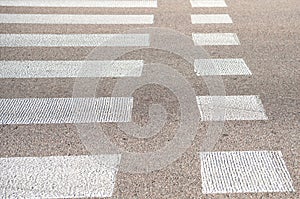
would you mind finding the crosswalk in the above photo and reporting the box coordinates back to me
[200,151,294,194]
[190,0,294,195]
[191,14,233,24]
[0,0,158,8]
[196,95,268,121]
[190,0,227,8]
[0,154,121,198]
[194,59,252,76]
[0,0,296,198]
[0,97,133,124]
[0,0,152,198]
[0,34,150,47]
[0,60,144,78]
[192,33,240,45]
[0,14,154,24]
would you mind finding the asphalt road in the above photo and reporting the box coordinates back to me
[0,0,299,198]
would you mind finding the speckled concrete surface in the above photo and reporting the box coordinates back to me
[0,0,299,198]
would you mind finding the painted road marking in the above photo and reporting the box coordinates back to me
[191,14,232,24]
[196,95,268,121]
[192,33,240,46]
[0,34,150,47]
[0,97,133,124]
[194,59,252,76]
[0,14,154,24]
[190,0,227,7]
[0,154,121,198]
[200,151,295,194]
[0,60,143,78]
[0,0,157,8]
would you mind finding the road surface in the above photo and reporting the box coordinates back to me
[0,0,299,198]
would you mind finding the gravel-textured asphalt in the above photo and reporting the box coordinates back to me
[0,0,299,198]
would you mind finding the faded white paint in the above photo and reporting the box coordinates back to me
[0,97,133,124]
[0,60,143,78]
[191,14,232,24]
[0,34,150,47]
[0,14,154,24]
[0,0,157,7]
[194,59,252,76]
[196,95,268,121]
[200,151,295,194]
[193,33,240,46]
[190,0,227,7]
[0,154,121,198]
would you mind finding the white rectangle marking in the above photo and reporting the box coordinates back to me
[194,59,252,76]
[193,33,240,46]
[0,14,154,24]
[190,0,227,7]
[0,154,121,198]
[200,151,295,194]
[0,60,143,78]
[0,34,150,47]
[0,97,133,124]
[191,14,232,24]
[196,95,268,121]
[0,0,157,7]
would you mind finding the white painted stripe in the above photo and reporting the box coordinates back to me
[0,154,121,198]
[194,59,252,76]
[0,0,157,8]
[196,95,268,121]
[191,14,232,24]
[0,14,154,24]
[0,60,143,78]
[190,0,227,7]
[0,34,150,47]
[200,151,295,194]
[193,33,240,46]
[0,97,133,124]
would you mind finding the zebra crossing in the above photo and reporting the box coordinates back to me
[194,59,252,76]
[191,14,233,24]
[0,0,296,198]
[0,60,144,78]
[192,33,240,45]
[0,154,121,198]
[190,0,227,8]
[0,0,158,8]
[0,34,150,47]
[0,14,154,24]
[196,95,268,121]
[190,0,294,194]
[0,97,133,124]
[200,151,294,194]
[0,0,155,198]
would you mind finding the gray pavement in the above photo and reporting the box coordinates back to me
[0,0,299,198]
